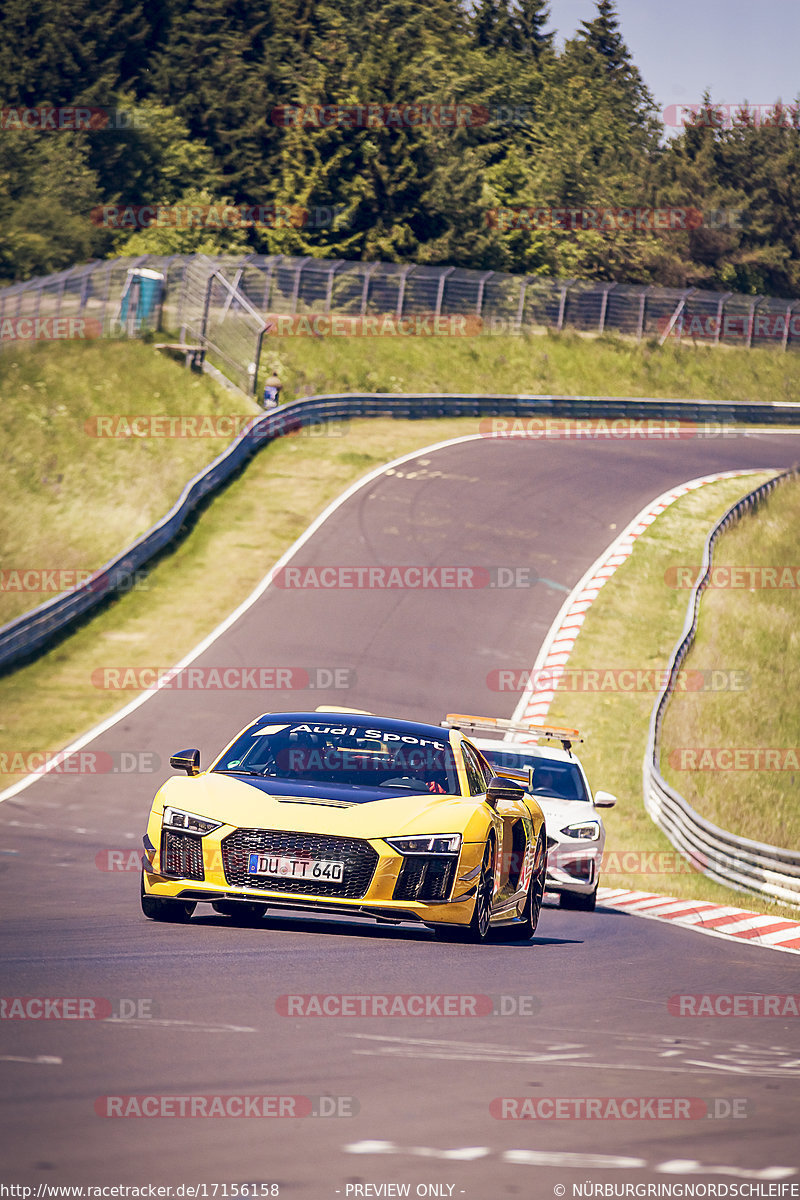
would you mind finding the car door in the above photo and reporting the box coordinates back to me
[463,741,533,912]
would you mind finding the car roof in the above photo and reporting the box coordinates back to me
[469,735,579,765]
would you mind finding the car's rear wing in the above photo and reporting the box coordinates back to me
[442,713,583,753]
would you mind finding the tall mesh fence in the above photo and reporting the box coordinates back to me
[3,255,800,393]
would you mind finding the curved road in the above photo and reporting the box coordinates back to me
[2,431,799,1196]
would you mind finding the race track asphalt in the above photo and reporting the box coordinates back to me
[2,429,798,1196]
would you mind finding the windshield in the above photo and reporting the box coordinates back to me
[482,748,589,803]
[212,719,460,794]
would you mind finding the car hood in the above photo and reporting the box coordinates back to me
[155,773,483,839]
[535,796,603,838]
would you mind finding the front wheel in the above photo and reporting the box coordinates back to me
[517,831,547,938]
[432,838,495,944]
[140,872,196,923]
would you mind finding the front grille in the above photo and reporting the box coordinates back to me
[221,828,379,899]
[393,855,457,902]
[161,830,204,880]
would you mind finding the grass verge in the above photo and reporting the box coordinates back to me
[545,470,800,918]
[0,339,259,624]
[260,327,800,406]
[5,332,800,628]
[0,419,474,794]
[660,474,800,851]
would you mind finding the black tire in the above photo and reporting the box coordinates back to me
[465,838,495,943]
[140,873,196,922]
[492,831,546,942]
[432,838,495,944]
[212,900,268,924]
[559,885,597,912]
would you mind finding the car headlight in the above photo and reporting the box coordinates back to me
[163,806,222,835]
[385,834,462,855]
[560,820,601,841]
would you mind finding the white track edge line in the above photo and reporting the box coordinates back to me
[0,433,485,804]
[509,469,771,727]
[510,467,800,952]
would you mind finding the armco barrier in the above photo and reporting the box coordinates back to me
[644,468,800,909]
[3,391,800,675]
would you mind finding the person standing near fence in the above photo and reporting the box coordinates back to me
[262,371,282,409]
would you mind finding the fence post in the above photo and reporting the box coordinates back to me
[556,282,569,331]
[260,257,276,311]
[598,282,617,333]
[201,273,215,345]
[636,287,649,341]
[516,278,528,328]
[396,265,413,319]
[291,257,312,314]
[435,266,455,318]
[360,262,378,316]
[714,292,732,344]
[746,296,761,348]
[658,288,693,346]
[475,270,494,318]
[325,261,344,313]
[781,303,793,351]
[220,267,244,320]
[253,325,267,396]
[79,268,91,317]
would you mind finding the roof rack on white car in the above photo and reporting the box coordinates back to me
[442,713,583,753]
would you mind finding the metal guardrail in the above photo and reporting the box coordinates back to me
[644,468,800,909]
[3,390,800,675]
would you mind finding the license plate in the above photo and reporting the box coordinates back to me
[248,853,345,883]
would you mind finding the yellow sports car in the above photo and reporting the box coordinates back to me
[140,710,547,943]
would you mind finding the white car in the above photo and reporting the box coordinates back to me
[442,715,616,911]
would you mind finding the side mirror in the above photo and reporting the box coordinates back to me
[594,789,616,808]
[486,775,525,809]
[170,748,200,776]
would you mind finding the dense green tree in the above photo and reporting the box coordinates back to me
[147,0,279,202]
[259,0,500,266]
[653,97,800,296]
[512,0,554,58]
[472,0,552,57]
[713,102,800,296]
[0,133,108,284]
[576,0,657,133]
[652,96,750,290]
[473,0,517,52]
[0,0,154,106]
[482,29,662,280]
[85,98,223,214]
[0,0,797,296]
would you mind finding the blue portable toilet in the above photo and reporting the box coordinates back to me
[118,268,165,334]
